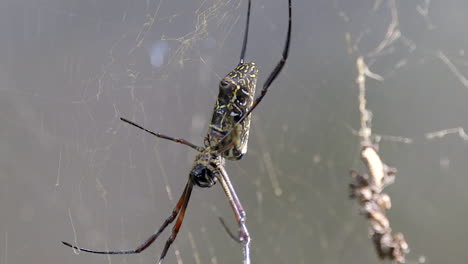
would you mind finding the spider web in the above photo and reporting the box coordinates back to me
[0,0,467,264]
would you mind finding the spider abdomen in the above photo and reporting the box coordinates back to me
[205,62,258,160]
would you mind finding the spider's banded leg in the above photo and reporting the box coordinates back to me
[62,182,193,255]
[120,118,203,152]
[215,165,251,264]
[157,183,193,264]
[239,0,251,64]
[219,0,292,145]
[219,217,241,242]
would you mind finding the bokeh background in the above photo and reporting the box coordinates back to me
[1,0,467,263]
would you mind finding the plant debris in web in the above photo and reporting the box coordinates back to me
[350,146,409,263]
[349,57,410,263]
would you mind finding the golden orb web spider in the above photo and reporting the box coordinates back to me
[62,0,291,263]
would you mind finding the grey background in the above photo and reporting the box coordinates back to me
[1,0,467,263]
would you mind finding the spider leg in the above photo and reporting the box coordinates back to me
[215,165,251,264]
[157,183,193,264]
[219,216,241,242]
[239,0,251,64]
[62,181,193,255]
[219,0,292,145]
[121,118,203,152]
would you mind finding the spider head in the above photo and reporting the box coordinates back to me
[190,164,216,188]
[190,153,220,188]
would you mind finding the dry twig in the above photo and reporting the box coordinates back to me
[349,57,409,263]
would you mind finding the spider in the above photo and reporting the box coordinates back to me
[62,0,291,263]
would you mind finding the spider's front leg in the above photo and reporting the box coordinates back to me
[215,164,251,264]
[238,222,250,244]
[219,208,250,244]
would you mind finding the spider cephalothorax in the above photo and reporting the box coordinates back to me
[190,152,223,188]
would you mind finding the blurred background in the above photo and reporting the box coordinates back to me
[1,0,467,263]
